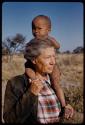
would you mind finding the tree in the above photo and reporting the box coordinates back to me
[2,33,26,61]
[12,33,26,53]
[63,50,71,54]
[73,46,83,53]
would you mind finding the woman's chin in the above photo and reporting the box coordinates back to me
[47,69,53,74]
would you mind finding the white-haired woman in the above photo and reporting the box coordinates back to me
[3,39,73,124]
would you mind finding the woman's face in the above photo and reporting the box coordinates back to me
[33,47,56,75]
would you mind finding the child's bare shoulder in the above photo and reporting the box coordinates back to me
[48,36,60,49]
[48,36,58,43]
[25,38,39,48]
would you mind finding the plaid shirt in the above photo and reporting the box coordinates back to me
[37,75,61,124]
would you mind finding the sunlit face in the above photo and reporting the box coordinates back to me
[33,47,56,75]
[32,18,51,39]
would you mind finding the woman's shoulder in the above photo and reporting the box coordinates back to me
[7,74,29,89]
[6,74,30,96]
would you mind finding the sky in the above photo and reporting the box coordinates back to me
[2,2,83,52]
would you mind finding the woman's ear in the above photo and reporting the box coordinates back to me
[32,59,36,64]
[32,58,39,65]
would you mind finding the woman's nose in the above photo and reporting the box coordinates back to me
[50,57,56,65]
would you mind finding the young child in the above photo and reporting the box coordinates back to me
[25,15,74,119]
[25,15,61,83]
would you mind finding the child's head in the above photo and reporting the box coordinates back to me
[32,15,51,39]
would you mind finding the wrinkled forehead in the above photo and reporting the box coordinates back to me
[39,47,56,56]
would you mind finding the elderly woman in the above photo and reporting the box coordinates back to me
[3,39,73,124]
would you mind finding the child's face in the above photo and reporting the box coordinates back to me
[32,18,51,39]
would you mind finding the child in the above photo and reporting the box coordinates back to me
[25,15,61,82]
[25,15,73,119]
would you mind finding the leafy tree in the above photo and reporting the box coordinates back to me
[73,46,83,53]
[63,50,71,54]
[12,33,26,53]
[2,33,26,61]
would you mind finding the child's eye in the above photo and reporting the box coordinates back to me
[38,28,42,30]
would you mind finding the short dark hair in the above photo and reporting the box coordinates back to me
[24,38,54,61]
[32,15,51,29]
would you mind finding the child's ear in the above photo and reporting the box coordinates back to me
[48,28,51,32]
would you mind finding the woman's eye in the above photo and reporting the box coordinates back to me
[46,56,50,59]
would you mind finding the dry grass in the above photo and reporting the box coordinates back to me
[2,54,25,81]
[56,53,83,85]
[2,53,84,123]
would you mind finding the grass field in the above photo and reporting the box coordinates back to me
[2,53,84,123]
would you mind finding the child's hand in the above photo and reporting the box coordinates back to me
[64,104,74,119]
[29,74,44,83]
[30,78,43,95]
[30,75,45,95]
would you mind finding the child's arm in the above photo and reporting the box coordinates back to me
[51,65,66,107]
[49,36,60,49]
[54,83,66,107]
[51,65,74,118]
